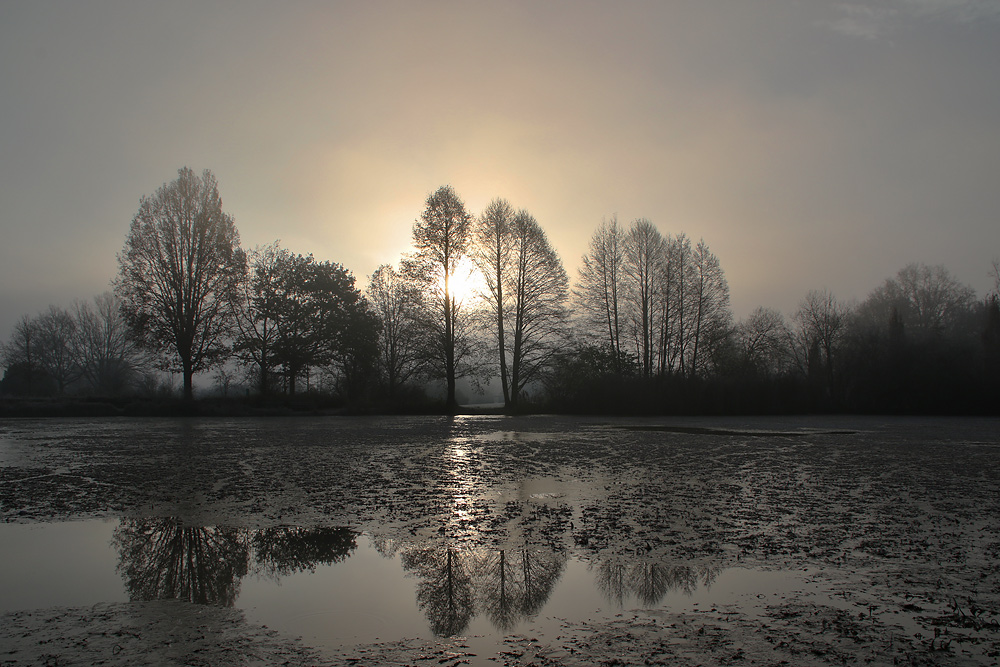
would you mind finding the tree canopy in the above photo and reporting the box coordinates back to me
[115,167,244,400]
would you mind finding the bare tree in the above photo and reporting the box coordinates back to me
[366,263,424,398]
[232,242,291,395]
[505,210,569,408]
[860,263,975,336]
[574,216,626,372]
[622,219,666,378]
[33,306,80,393]
[793,289,847,393]
[115,167,244,399]
[578,224,731,381]
[471,198,516,405]
[686,239,731,377]
[1,314,44,394]
[73,292,146,394]
[734,306,792,377]
[407,185,476,411]
[660,233,693,376]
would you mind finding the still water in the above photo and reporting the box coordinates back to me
[0,518,801,652]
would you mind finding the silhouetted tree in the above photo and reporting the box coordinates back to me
[331,299,381,401]
[32,306,80,393]
[73,292,146,394]
[984,295,1000,385]
[406,185,477,411]
[504,210,570,408]
[263,253,368,395]
[683,239,731,377]
[1,315,42,395]
[232,242,289,395]
[115,167,244,400]
[859,263,975,338]
[366,263,425,398]
[472,198,516,406]
[575,217,626,372]
[659,233,693,375]
[794,289,847,399]
[733,306,792,378]
[836,264,986,412]
[270,252,323,393]
[623,219,666,378]
[652,234,676,375]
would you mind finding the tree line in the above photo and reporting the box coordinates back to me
[3,167,999,414]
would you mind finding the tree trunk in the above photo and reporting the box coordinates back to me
[496,288,510,408]
[182,362,194,400]
[444,290,458,412]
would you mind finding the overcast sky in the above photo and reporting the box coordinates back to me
[2,0,999,340]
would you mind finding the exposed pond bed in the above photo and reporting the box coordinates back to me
[2,415,1000,665]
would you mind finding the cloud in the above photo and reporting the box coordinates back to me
[902,0,1000,22]
[826,4,899,39]
[824,0,1000,40]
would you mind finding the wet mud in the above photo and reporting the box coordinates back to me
[2,415,1000,665]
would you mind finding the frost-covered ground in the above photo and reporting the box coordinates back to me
[2,415,1000,666]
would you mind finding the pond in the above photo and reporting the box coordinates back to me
[2,415,1000,665]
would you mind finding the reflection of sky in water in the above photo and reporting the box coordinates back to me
[0,520,807,652]
[0,521,126,608]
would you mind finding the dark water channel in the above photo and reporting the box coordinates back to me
[3,415,1000,662]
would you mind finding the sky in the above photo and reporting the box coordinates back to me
[2,0,999,341]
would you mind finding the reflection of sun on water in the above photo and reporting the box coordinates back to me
[446,440,475,528]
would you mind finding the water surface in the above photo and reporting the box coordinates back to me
[3,415,1000,662]
[0,518,807,652]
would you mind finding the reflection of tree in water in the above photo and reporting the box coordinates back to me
[398,541,567,636]
[401,545,476,636]
[369,533,403,558]
[252,526,357,577]
[595,557,719,607]
[477,549,566,631]
[113,518,250,606]
[114,519,358,607]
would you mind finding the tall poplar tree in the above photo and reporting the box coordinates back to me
[506,210,569,408]
[574,217,626,372]
[408,185,474,411]
[472,198,515,405]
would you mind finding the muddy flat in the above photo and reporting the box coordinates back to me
[2,415,999,665]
